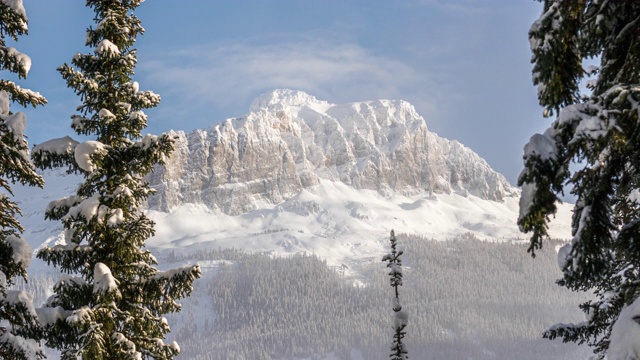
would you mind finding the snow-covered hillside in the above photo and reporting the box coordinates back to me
[147,179,571,268]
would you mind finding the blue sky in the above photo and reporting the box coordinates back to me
[15,1,547,185]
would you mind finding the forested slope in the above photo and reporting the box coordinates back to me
[156,235,591,359]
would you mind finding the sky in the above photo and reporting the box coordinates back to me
[13,0,549,186]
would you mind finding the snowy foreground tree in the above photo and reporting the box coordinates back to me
[31,1,200,359]
[519,1,640,358]
[382,230,408,360]
[0,0,47,359]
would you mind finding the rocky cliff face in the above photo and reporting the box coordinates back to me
[147,89,516,215]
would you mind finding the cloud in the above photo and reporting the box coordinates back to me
[404,0,497,14]
[139,38,443,127]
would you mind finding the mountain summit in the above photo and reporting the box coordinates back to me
[148,89,516,215]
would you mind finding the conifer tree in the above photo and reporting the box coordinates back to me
[382,230,408,360]
[0,0,47,359]
[520,1,640,357]
[31,1,200,359]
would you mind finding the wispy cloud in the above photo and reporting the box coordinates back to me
[139,38,446,129]
[403,0,496,14]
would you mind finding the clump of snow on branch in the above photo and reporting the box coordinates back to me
[529,2,561,52]
[153,265,201,281]
[523,131,557,162]
[3,111,27,140]
[33,136,79,156]
[556,243,572,271]
[518,182,537,227]
[74,140,106,172]
[573,203,591,247]
[0,332,40,359]
[0,0,27,21]
[98,108,115,122]
[5,234,31,268]
[67,194,101,221]
[93,263,119,294]
[6,46,31,75]
[3,290,37,317]
[133,90,160,107]
[136,134,158,150]
[570,115,609,143]
[66,306,92,324]
[0,110,30,163]
[0,91,30,153]
[46,194,82,214]
[95,39,119,57]
[128,110,147,122]
[0,91,10,114]
[608,297,640,360]
[111,332,141,359]
[36,306,69,326]
[65,194,124,226]
[105,208,124,226]
[2,290,41,356]
[394,309,409,329]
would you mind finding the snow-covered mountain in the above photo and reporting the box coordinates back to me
[147,89,516,215]
[14,89,571,269]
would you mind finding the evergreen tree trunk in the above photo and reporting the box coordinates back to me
[31,1,200,359]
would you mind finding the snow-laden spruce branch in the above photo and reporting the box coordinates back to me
[31,1,200,359]
[0,0,48,358]
[521,1,640,358]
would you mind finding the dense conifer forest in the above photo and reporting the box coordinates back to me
[16,235,591,359]
[159,235,589,359]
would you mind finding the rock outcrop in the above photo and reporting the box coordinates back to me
[147,89,516,215]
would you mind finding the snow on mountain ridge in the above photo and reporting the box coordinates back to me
[249,88,331,113]
[10,90,571,271]
[148,89,516,215]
